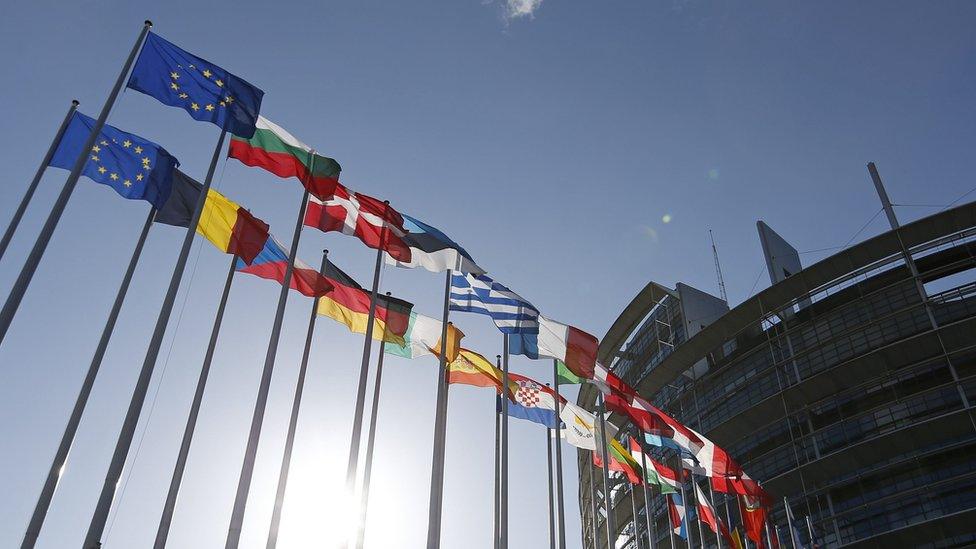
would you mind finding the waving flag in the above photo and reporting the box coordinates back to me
[592,437,642,484]
[669,492,695,540]
[449,273,539,334]
[740,494,768,546]
[507,372,559,428]
[508,316,598,379]
[50,112,178,209]
[385,214,484,274]
[447,348,511,394]
[694,481,731,541]
[228,116,342,198]
[155,171,269,264]
[628,437,678,494]
[316,259,413,345]
[385,312,463,361]
[235,236,332,297]
[128,32,264,138]
[559,400,603,451]
[304,185,411,262]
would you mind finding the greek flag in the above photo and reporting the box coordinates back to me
[449,273,539,334]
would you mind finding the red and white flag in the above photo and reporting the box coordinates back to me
[694,481,731,541]
[304,183,412,262]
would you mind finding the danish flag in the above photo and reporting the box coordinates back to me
[304,183,412,261]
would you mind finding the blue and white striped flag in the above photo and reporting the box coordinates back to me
[449,273,539,334]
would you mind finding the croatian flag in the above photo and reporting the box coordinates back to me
[508,316,598,379]
[449,273,539,334]
[506,372,559,428]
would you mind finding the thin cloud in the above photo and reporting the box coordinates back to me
[505,0,544,20]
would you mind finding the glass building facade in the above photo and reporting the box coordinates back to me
[576,201,976,548]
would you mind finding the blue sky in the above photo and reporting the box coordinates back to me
[1,1,975,548]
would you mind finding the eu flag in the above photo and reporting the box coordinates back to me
[127,32,264,138]
[49,112,179,209]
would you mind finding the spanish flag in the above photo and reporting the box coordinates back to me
[317,259,413,346]
[447,348,516,397]
[155,170,269,264]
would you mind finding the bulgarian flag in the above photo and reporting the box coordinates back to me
[235,236,333,297]
[228,116,342,198]
[508,316,598,379]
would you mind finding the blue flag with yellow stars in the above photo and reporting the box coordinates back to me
[49,112,179,209]
[127,32,264,138]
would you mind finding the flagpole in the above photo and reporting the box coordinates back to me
[155,252,239,548]
[764,520,773,549]
[500,335,511,549]
[596,393,614,549]
[665,493,676,549]
[265,250,330,549]
[784,497,797,549]
[494,390,502,549]
[0,99,79,264]
[354,291,391,549]
[805,515,815,547]
[225,187,310,549]
[690,480,705,549]
[0,21,151,345]
[677,460,693,549]
[588,462,599,549]
[708,483,722,549]
[629,482,639,549]
[546,410,556,549]
[723,494,734,549]
[424,269,453,548]
[85,125,227,549]
[551,360,566,549]
[20,206,153,549]
[345,203,391,541]
[637,433,656,549]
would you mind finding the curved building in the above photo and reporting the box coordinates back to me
[577,200,976,548]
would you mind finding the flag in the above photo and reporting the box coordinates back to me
[591,437,642,484]
[385,312,463,361]
[449,273,539,334]
[740,495,768,547]
[154,171,269,264]
[304,186,412,262]
[558,400,601,450]
[556,360,584,385]
[628,437,678,494]
[447,348,511,394]
[507,372,559,428]
[668,493,695,540]
[228,116,342,198]
[49,112,178,209]
[316,259,413,345]
[384,213,484,275]
[235,236,333,297]
[644,431,684,452]
[127,32,263,138]
[694,481,731,541]
[591,361,635,396]
[508,316,598,379]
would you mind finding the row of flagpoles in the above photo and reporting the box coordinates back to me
[0,19,796,549]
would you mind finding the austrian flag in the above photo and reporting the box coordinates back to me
[304,185,412,262]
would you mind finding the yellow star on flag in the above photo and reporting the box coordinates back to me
[202,69,212,78]
[142,157,150,164]
[100,140,109,146]
[191,103,200,111]
[143,164,152,171]
[110,173,119,181]
[215,79,224,87]
[136,173,144,181]
[134,146,143,154]
[123,140,132,148]
[225,96,234,104]
[219,101,226,107]
[91,155,99,162]
[179,93,189,99]
[97,166,107,174]
[91,145,101,153]
[124,179,132,187]
[205,104,214,111]
[171,82,179,91]
[171,72,179,79]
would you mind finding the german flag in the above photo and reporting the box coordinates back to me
[318,260,412,345]
[155,170,269,264]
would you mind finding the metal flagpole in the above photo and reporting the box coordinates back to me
[494,390,502,549]
[805,515,815,548]
[0,20,151,345]
[155,252,239,548]
[345,204,391,539]
[85,125,227,549]
[677,465,693,549]
[499,335,511,549]
[596,393,615,549]
[266,250,330,549]
[637,433,656,549]
[708,483,722,549]
[629,483,640,549]
[20,206,153,549]
[764,520,773,549]
[0,100,79,264]
[354,292,392,549]
[546,406,556,549]
[723,494,734,549]
[784,497,797,549]
[225,187,310,549]
[424,270,453,548]
[690,479,705,549]
[588,462,599,549]
[551,360,566,549]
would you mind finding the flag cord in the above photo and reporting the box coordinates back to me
[103,155,230,542]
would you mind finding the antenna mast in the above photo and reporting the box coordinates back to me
[710,229,729,303]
